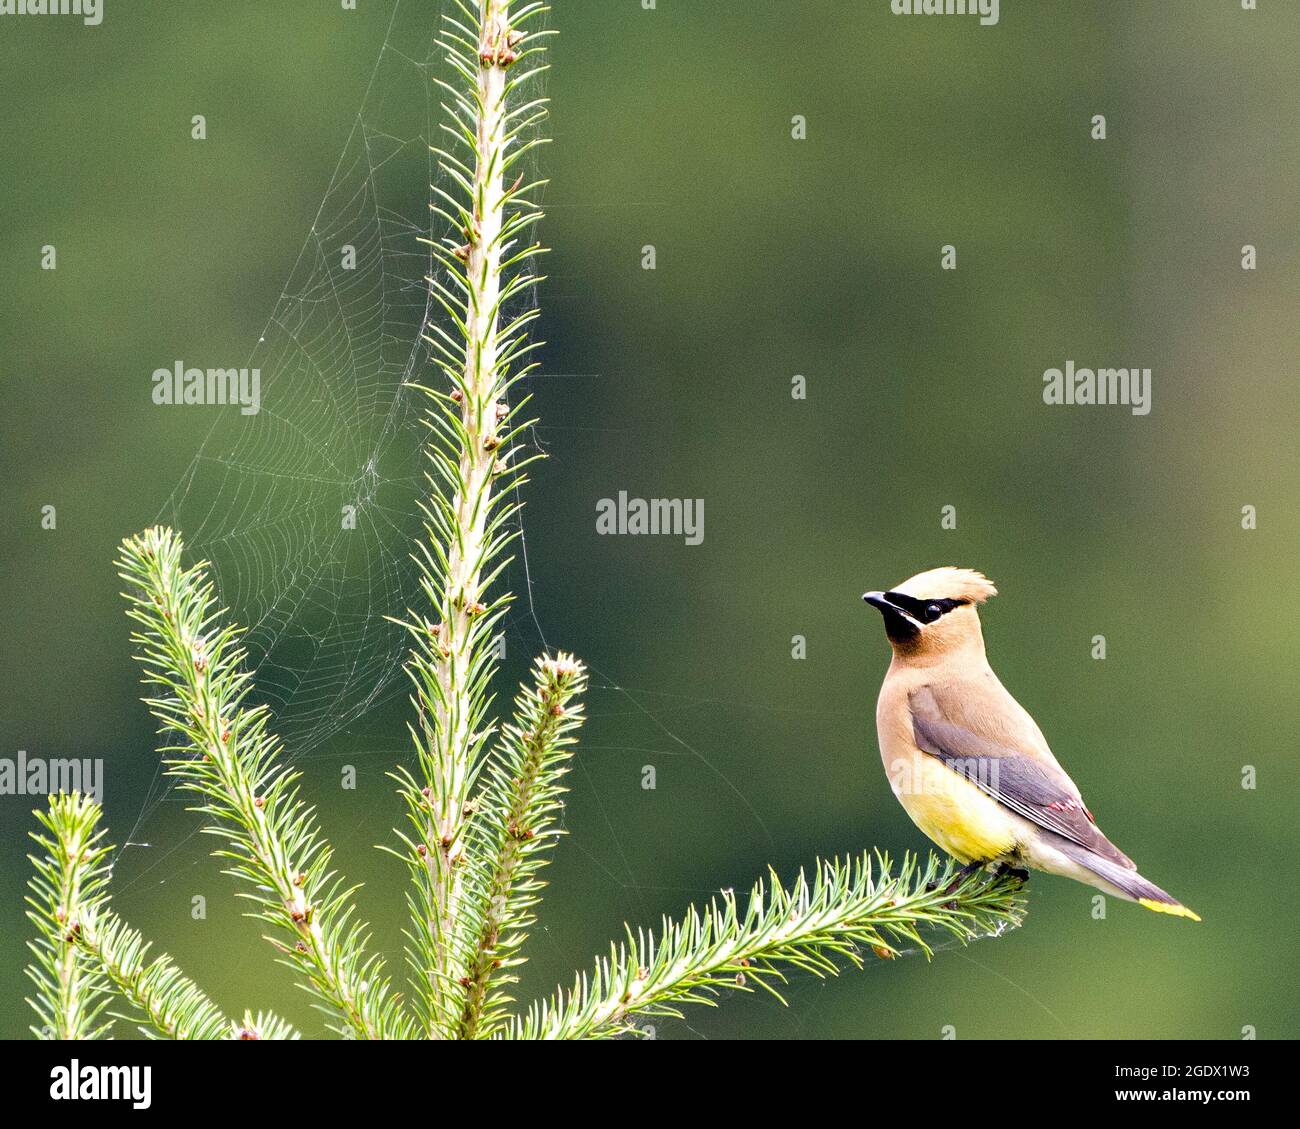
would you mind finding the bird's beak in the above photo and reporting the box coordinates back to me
[862,590,924,634]
[862,591,900,614]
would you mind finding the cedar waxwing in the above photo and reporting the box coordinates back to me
[863,567,1199,920]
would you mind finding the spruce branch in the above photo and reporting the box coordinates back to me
[116,527,406,1040]
[24,792,113,1040]
[507,853,1026,1040]
[77,910,242,1041]
[455,654,587,1039]
[228,1011,302,1041]
[77,908,304,1040]
[28,792,301,1040]
[29,785,300,1040]
[395,0,553,1036]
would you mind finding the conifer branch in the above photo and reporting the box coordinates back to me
[76,906,233,1040]
[455,654,587,1039]
[116,527,406,1040]
[228,1011,302,1041]
[27,793,301,1040]
[29,793,301,1040]
[79,910,303,1040]
[24,792,112,1040]
[507,854,1026,1040]
[396,0,553,1036]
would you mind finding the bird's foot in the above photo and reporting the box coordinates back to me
[938,861,988,895]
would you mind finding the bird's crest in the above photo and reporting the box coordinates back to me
[892,567,997,605]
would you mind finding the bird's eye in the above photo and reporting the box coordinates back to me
[926,603,942,622]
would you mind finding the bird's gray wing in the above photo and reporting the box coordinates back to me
[909,684,1134,869]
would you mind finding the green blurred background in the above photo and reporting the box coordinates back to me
[1,0,1297,1040]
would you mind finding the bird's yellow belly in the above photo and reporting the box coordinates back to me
[889,755,1020,864]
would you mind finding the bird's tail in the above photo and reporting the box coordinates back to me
[1056,841,1201,921]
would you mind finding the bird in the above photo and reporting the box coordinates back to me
[862,566,1199,921]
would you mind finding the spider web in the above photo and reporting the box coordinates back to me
[118,1,450,846]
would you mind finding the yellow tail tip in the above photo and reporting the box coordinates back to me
[1138,898,1201,922]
